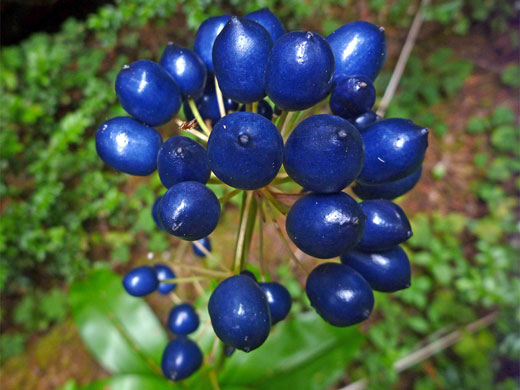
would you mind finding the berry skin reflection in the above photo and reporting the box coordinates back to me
[95,6,429,383]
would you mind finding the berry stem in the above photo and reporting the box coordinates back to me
[208,175,225,185]
[276,110,288,130]
[214,75,227,118]
[259,188,290,215]
[252,101,258,114]
[191,241,233,274]
[283,110,303,139]
[233,191,254,274]
[161,276,212,283]
[255,193,266,282]
[218,188,242,204]
[246,103,253,112]
[172,263,230,277]
[280,111,294,138]
[169,292,183,304]
[188,98,212,136]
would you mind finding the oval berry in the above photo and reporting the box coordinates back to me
[161,337,203,381]
[167,303,200,335]
[122,266,158,297]
[259,282,292,325]
[352,166,422,200]
[154,264,177,295]
[245,7,285,42]
[329,75,376,120]
[352,110,381,131]
[194,15,232,73]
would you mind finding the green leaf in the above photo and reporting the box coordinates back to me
[69,268,168,375]
[501,64,520,88]
[78,375,176,390]
[492,106,515,126]
[219,312,363,390]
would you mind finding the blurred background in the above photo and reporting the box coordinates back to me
[0,0,518,389]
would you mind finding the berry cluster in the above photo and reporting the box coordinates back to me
[95,7,428,382]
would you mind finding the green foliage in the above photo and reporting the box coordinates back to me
[0,333,26,364]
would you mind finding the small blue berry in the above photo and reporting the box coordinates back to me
[157,136,210,188]
[306,262,374,327]
[341,246,411,292]
[194,15,232,73]
[239,100,273,121]
[96,117,162,176]
[122,266,159,297]
[152,196,164,230]
[352,166,422,200]
[115,60,181,126]
[240,270,258,282]
[245,7,285,42]
[192,237,212,257]
[154,264,177,295]
[259,282,292,325]
[167,303,200,335]
[161,337,203,381]
[351,110,381,130]
[329,75,376,120]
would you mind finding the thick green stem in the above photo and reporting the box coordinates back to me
[188,98,212,136]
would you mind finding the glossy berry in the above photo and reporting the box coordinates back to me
[286,192,365,259]
[207,112,283,190]
[213,17,273,103]
[152,196,164,230]
[265,31,334,111]
[96,117,162,176]
[341,246,411,292]
[245,7,285,42]
[240,270,258,282]
[357,200,412,252]
[167,303,200,335]
[358,118,428,185]
[352,110,381,130]
[192,237,212,257]
[194,15,231,73]
[259,282,292,325]
[158,181,220,240]
[353,166,422,200]
[306,262,374,327]
[122,266,158,297]
[329,75,376,120]
[208,275,271,352]
[160,43,207,99]
[327,21,386,83]
[115,60,181,126]
[154,264,177,295]
[157,136,210,188]
[161,337,203,381]
[284,114,364,193]
[183,77,238,123]
[239,100,273,121]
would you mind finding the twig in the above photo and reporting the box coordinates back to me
[191,240,233,274]
[214,75,226,118]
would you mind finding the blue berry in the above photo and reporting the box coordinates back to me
[122,266,159,297]
[286,192,365,259]
[265,31,334,111]
[353,166,422,200]
[154,264,177,295]
[161,337,203,381]
[239,100,273,121]
[341,246,411,292]
[358,118,428,185]
[327,21,386,83]
[192,237,212,257]
[152,196,164,230]
[284,114,364,193]
[213,17,273,103]
[194,15,232,73]
[167,303,200,335]
[245,7,285,43]
[259,282,292,325]
[329,75,376,120]
[240,270,258,282]
[207,112,283,190]
[357,200,412,252]
[352,110,381,130]
[208,275,271,352]
[306,262,374,327]
[157,136,210,188]
[158,181,220,240]
[160,43,207,99]
[115,60,181,126]
[96,117,162,176]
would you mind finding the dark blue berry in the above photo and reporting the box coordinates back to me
[213,17,273,103]
[357,200,412,252]
[329,75,376,120]
[327,21,386,83]
[208,275,271,352]
[286,192,365,259]
[352,166,422,200]
[157,136,210,188]
[224,344,236,357]
[167,303,200,335]
[341,246,411,292]
[284,114,364,193]
[192,237,212,257]
[245,7,285,43]
[158,181,220,240]
[305,262,374,327]
[122,266,158,297]
[115,60,181,126]
[265,31,334,111]
[194,15,232,73]
[96,117,162,176]
[154,264,177,295]
[358,118,428,185]
[152,196,164,230]
[239,100,273,121]
[259,282,292,325]
[160,43,207,99]
[207,112,283,190]
[161,337,203,381]
[240,270,258,282]
[352,110,381,130]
